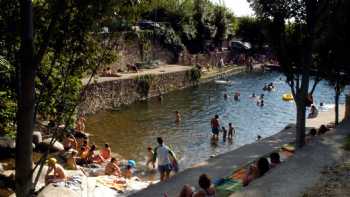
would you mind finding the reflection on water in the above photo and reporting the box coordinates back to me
[86,72,343,173]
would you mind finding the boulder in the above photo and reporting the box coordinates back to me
[33,131,43,145]
[37,184,80,197]
[36,138,64,153]
[0,137,15,149]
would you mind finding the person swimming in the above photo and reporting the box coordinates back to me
[257,135,262,141]
[175,111,181,123]
[234,92,240,101]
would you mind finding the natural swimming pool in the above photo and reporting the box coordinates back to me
[86,71,344,174]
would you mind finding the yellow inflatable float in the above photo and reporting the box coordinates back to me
[282,93,293,101]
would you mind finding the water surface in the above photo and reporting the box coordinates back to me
[86,72,343,172]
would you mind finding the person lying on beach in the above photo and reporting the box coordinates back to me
[105,157,121,176]
[100,143,111,161]
[318,125,329,135]
[243,157,270,186]
[269,152,281,168]
[178,174,216,197]
[305,128,317,143]
[45,158,67,185]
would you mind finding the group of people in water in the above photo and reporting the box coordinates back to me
[210,115,236,142]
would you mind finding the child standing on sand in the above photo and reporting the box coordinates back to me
[146,146,155,168]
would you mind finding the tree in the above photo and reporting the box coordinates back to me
[16,1,35,196]
[213,5,228,48]
[317,0,350,125]
[235,17,268,49]
[1,0,118,196]
[248,0,331,147]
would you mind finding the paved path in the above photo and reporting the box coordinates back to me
[232,116,349,197]
[131,105,344,197]
[82,65,192,85]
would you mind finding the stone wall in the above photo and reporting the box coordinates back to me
[79,70,195,115]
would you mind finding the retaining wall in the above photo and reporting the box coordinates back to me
[79,69,195,115]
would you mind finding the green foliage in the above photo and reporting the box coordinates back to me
[112,0,236,54]
[136,74,154,97]
[0,56,16,138]
[0,0,118,133]
[187,67,201,81]
[236,17,268,49]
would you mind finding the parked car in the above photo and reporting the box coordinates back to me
[138,20,160,30]
[230,41,251,52]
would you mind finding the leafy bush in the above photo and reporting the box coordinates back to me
[136,74,154,97]
[0,56,16,138]
[187,67,201,82]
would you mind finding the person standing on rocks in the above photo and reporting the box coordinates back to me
[152,137,177,181]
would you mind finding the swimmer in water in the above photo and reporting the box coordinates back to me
[175,111,181,123]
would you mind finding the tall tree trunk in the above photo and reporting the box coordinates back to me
[295,67,310,148]
[295,93,307,148]
[16,0,35,196]
[335,82,340,125]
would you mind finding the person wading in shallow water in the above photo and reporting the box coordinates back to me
[211,115,220,140]
[152,137,177,181]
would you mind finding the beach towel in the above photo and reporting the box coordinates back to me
[215,178,243,197]
[96,176,127,192]
[231,168,246,181]
[281,144,295,153]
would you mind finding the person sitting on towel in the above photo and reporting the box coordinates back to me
[45,158,67,185]
[105,157,121,176]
